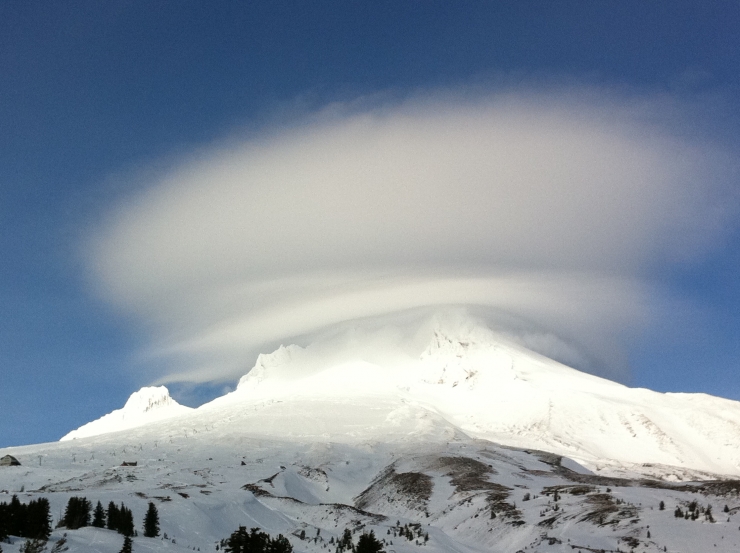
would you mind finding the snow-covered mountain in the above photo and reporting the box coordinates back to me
[61,386,192,441]
[215,312,740,479]
[2,411,740,553]
[62,312,740,479]
[4,312,740,553]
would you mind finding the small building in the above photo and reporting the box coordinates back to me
[0,455,20,466]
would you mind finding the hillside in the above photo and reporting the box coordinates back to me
[3,312,740,552]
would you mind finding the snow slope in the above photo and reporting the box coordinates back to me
[61,386,193,441]
[62,312,740,478]
[196,312,740,479]
[2,424,740,553]
[5,310,740,552]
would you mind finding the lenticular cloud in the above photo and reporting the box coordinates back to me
[86,88,736,384]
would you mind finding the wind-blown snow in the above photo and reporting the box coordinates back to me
[61,386,192,441]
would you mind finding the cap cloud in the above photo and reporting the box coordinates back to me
[86,88,737,384]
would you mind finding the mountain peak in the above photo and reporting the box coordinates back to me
[209,312,740,477]
[122,385,183,413]
[60,386,192,441]
[59,312,740,478]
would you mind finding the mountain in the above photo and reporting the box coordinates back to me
[63,312,740,479]
[1,403,739,553]
[4,312,740,553]
[61,386,193,441]
[215,312,740,479]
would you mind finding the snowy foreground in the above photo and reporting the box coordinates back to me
[3,313,740,552]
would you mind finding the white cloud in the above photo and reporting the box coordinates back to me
[85,87,737,385]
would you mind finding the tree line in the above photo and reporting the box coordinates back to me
[220,525,385,553]
[221,526,292,553]
[62,496,159,538]
[0,495,159,543]
[0,496,51,542]
[332,528,383,553]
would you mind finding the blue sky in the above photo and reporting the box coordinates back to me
[2,1,740,447]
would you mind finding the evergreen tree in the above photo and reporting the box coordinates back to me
[143,502,160,538]
[355,531,384,553]
[105,501,133,536]
[271,534,292,553]
[0,495,50,540]
[118,505,135,537]
[8,495,24,537]
[107,502,119,531]
[0,499,10,539]
[247,527,268,553]
[119,535,133,553]
[223,526,292,553]
[92,501,106,528]
[337,528,353,551]
[62,497,92,530]
[25,498,51,540]
[224,526,251,553]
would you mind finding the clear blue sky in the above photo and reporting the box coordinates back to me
[2,1,739,447]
